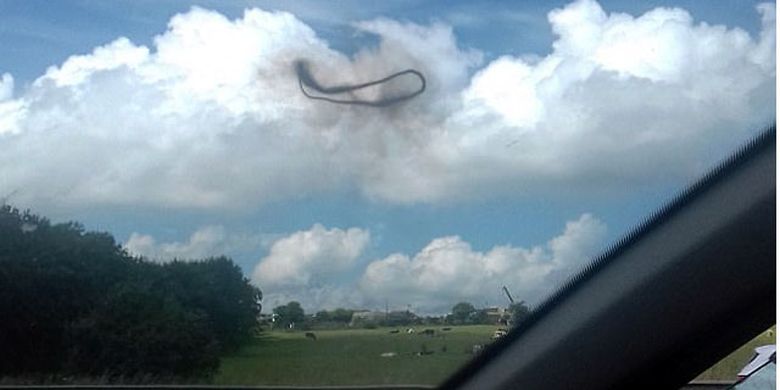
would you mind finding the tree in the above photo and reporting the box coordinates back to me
[273,301,305,328]
[470,309,489,325]
[314,310,331,322]
[65,286,219,378]
[161,257,262,352]
[383,310,417,327]
[331,308,354,323]
[509,301,531,326]
[0,206,132,374]
[451,302,476,324]
[0,205,262,380]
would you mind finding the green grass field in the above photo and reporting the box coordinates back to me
[215,325,776,386]
[214,325,497,386]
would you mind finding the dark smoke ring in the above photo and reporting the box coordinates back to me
[295,60,426,107]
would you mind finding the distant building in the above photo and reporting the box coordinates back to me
[480,307,507,325]
[350,311,385,326]
[386,310,418,326]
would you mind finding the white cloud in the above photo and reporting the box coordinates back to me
[0,1,774,211]
[448,1,775,196]
[124,225,267,262]
[39,38,150,88]
[122,216,607,313]
[261,285,367,313]
[359,214,607,313]
[0,73,13,101]
[125,225,226,260]
[252,214,607,314]
[251,224,371,313]
[252,224,370,288]
[0,73,23,135]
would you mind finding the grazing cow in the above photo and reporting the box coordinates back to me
[305,332,317,340]
[406,328,416,334]
[389,329,400,334]
[417,344,434,356]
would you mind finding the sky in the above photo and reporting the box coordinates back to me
[0,0,775,314]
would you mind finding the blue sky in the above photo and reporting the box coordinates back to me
[0,0,766,86]
[0,0,774,313]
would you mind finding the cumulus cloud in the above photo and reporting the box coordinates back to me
[124,225,267,262]
[260,285,367,314]
[0,73,21,136]
[251,224,370,311]
[250,215,605,313]
[451,1,775,193]
[252,224,370,287]
[359,214,607,313]
[0,1,774,211]
[125,215,606,312]
[0,73,13,101]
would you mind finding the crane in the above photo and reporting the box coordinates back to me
[502,285,515,305]
[499,286,520,328]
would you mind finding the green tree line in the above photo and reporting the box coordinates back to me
[0,205,261,381]
[268,300,530,330]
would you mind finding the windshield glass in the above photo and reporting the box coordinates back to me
[734,363,776,390]
[0,0,774,386]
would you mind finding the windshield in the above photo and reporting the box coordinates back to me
[0,0,775,386]
[733,363,776,390]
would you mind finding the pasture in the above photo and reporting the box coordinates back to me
[214,325,497,386]
[215,325,776,386]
